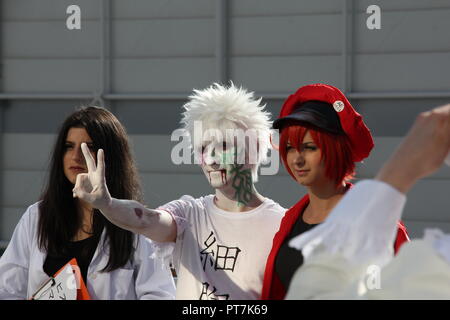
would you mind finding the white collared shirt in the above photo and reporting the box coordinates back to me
[0,202,176,300]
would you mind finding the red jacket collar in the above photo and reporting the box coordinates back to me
[261,194,310,300]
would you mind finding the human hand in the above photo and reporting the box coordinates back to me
[72,143,112,209]
[376,104,450,193]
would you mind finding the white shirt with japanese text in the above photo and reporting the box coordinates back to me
[157,195,285,300]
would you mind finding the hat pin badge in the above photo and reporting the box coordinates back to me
[333,100,345,112]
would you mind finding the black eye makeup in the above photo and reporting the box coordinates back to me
[304,145,317,151]
[64,142,95,150]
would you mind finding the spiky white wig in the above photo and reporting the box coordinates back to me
[181,82,272,182]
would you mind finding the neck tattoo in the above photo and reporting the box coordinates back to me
[230,164,253,207]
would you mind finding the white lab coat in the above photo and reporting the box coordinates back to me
[0,202,176,300]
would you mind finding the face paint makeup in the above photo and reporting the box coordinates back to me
[230,164,253,207]
[135,208,143,219]
[201,143,240,189]
[221,147,237,166]
[221,170,227,185]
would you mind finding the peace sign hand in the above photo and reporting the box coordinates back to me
[72,143,112,210]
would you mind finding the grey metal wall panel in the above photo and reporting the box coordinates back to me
[230,15,341,56]
[356,137,400,178]
[357,98,450,136]
[114,100,187,134]
[3,21,101,58]
[3,0,100,21]
[4,59,101,92]
[3,133,54,170]
[231,0,341,16]
[112,19,215,58]
[231,56,341,92]
[257,174,304,208]
[353,53,450,92]
[2,102,93,134]
[140,172,212,207]
[2,170,45,207]
[112,0,214,19]
[131,134,199,174]
[112,58,216,92]
[402,220,450,239]
[354,9,450,54]
[403,180,450,221]
[1,207,28,240]
[357,137,450,179]
[3,98,281,135]
[355,0,450,12]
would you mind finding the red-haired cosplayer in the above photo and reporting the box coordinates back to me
[261,83,410,300]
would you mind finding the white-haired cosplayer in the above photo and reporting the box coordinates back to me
[72,83,286,300]
[182,83,272,183]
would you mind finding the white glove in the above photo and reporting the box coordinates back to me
[72,142,112,210]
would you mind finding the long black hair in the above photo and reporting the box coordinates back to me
[38,106,143,271]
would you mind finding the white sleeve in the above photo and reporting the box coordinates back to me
[0,207,33,299]
[133,235,176,300]
[289,179,406,268]
[156,195,192,238]
[366,238,450,299]
[423,228,450,264]
[151,195,192,263]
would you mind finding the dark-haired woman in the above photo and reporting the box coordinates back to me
[0,106,176,299]
[261,84,410,300]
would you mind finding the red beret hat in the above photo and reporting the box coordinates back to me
[274,83,374,162]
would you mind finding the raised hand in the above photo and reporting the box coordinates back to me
[72,142,112,209]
